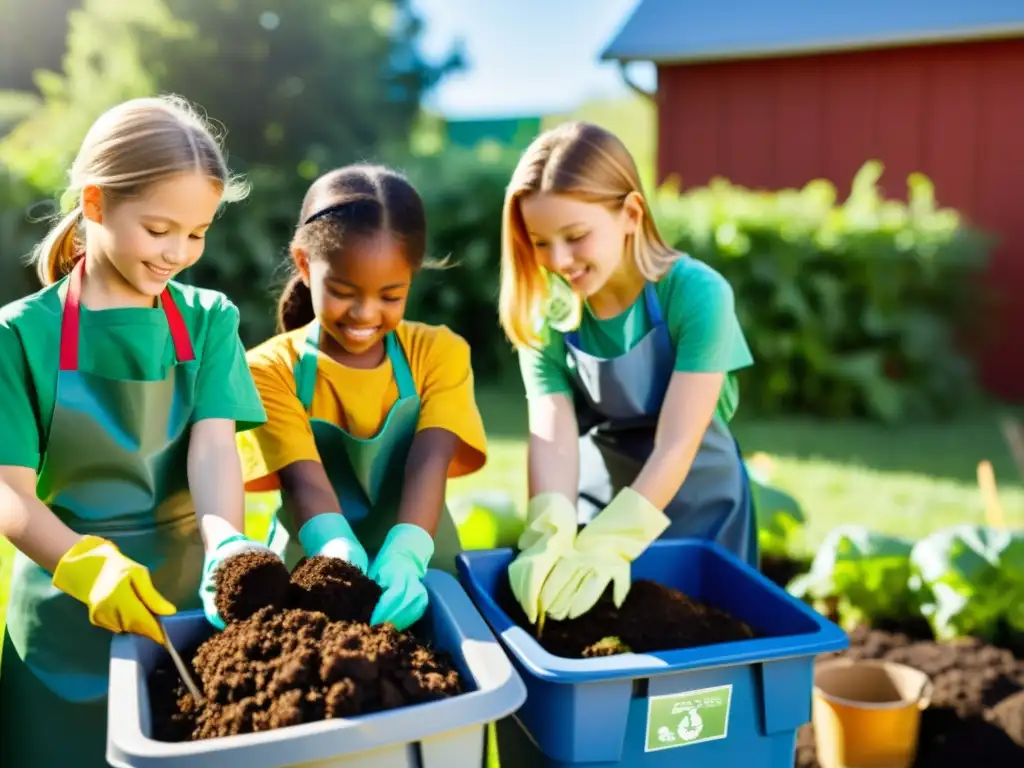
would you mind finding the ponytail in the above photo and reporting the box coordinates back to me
[33,207,84,286]
[276,274,315,333]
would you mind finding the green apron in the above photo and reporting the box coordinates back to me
[267,320,462,574]
[0,259,205,767]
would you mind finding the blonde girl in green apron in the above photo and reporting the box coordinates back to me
[236,164,488,632]
[500,121,757,627]
[0,96,271,767]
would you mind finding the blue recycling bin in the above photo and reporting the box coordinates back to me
[457,540,848,767]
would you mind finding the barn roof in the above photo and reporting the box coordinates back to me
[601,0,1024,64]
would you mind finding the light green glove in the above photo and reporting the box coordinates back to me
[507,493,579,624]
[298,512,370,573]
[539,487,670,621]
[368,524,434,631]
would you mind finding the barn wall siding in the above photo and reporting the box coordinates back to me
[657,39,1024,399]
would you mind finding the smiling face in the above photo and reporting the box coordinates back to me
[299,232,412,365]
[82,171,222,299]
[519,192,640,299]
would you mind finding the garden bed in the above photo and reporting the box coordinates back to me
[762,554,1024,765]
[149,552,464,742]
[495,572,756,658]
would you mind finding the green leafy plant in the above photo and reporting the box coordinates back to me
[788,525,916,630]
[908,525,1024,642]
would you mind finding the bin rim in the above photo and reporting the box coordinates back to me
[107,570,526,767]
[456,540,850,685]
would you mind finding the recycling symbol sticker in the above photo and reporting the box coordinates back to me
[645,684,732,752]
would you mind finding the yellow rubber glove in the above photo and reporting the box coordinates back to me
[539,487,670,621]
[507,493,579,624]
[52,534,176,645]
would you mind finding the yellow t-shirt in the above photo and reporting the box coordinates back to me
[239,320,487,492]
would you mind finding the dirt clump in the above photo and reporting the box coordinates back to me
[213,550,290,624]
[288,556,381,624]
[150,555,463,742]
[498,574,755,658]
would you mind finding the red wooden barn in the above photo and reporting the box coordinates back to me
[602,1,1024,400]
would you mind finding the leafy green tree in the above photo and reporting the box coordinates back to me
[143,0,462,175]
[0,0,187,191]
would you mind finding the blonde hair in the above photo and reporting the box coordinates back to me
[498,121,677,349]
[32,94,248,285]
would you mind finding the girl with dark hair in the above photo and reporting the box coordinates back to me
[238,164,487,630]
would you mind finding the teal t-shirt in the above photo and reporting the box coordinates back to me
[519,255,754,423]
[0,277,267,470]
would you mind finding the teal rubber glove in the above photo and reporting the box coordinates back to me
[539,487,670,621]
[367,524,434,631]
[200,533,281,630]
[507,493,579,625]
[298,512,369,573]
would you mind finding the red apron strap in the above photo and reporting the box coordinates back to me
[58,259,85,371]
[59,258,196,371]
[160,287,196,363]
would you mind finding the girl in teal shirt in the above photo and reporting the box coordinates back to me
[501,121,756,626]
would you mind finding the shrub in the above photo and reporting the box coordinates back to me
[652,161,992,422]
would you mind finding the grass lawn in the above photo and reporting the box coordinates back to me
[1,384,1022,632]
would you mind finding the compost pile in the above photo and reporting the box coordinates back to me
[760,556,1024,766]
[149,552,463,742]
[498,574,756,658]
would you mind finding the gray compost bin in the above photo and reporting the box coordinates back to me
[106,569,525,767]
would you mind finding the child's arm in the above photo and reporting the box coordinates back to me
[275,460,369,572]
[634,261,752,506]
[509,350,582,625]
[395,427,459,534]
[526,392,580,501]
[0,466,82,573]
[631,371,724,508]
[188,296,289,629]
[0,465,175,645]
[188,296,267,547]
[0,326,81,572]
[277,460,344,530]
[365,327,484,630]
[188,417,247,544]
[240,340,369,571]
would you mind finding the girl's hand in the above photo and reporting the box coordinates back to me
[507,492,579,625]
[297,512,369,573]
[538,487,669,621]
[53,534,177,645]
[367,524,434,630]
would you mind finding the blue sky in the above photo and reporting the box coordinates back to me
[411,0,656,117]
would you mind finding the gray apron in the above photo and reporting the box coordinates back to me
[267,321,462,574]
[0,259,205,767]
[567,283,758,567]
